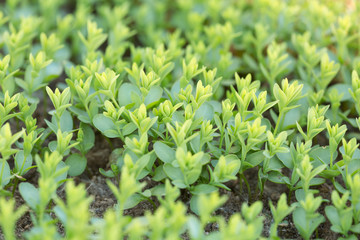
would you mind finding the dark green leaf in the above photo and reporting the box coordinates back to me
[190,184,217,195]
[65,154,87,176]
[154,142,175,163]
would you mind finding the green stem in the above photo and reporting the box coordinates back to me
[56,115,61,131]
[16,118,19,132]
[287,188,293,205]
[105,136,114,150]
[345,164,349,183]
[260,177,266,198]
[219,127,224,150]
[242,175,252,202]
[111,97,120,109]
[12,178,18,196]
[274,110,284,135]
[43,87,48,118]
[147,197,157,209]
[329,151,334,168]
[270,223,278,239]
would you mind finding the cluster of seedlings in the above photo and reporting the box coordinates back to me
[0,0,360,239]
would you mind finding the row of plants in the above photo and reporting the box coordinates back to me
[0,0,360,239]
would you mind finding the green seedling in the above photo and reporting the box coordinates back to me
[0,0,359,239]
[269,194,295,239]
[54,181,93,240]
[0,197,27,240]
[273,78,304,134]
[293,192,325,240]
[325,190,360,238]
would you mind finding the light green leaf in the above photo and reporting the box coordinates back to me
[19,182,40,210]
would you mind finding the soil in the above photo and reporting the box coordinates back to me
[2,127,339,239]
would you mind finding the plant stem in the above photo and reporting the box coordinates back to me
[12,178,18,196]
[147,197,157,209]
[287,188,293,205]
[329,151,334,168]
[274,110,284,135]
[242,175,252,202]
[219,128,224,149]
[43,87,48,118]
[105,136,114,150]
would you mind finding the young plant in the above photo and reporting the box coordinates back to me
[258,130,288,196]
[54,181,93,240]
[325,191,359,238]
[0,197,27,240]
[0,123,23,194]
[19,151,68,239]
[293,193,325,240]
[269,194,295,239]
[273,78,304,134]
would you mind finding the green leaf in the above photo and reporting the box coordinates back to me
[190,184,218,195]
[276,151,293,169]
[123,193,145,209]
[320,169,340,178]
[122,122,137,136]
[65,154,87,176]
[153,165,167,181]
[52,110,73,133]
[268,171,286,184]
[53,206,66,224]
[348,159,360,175]
[99,168,115,178]
[0,162,11,187]
[267,156,284,172]
[172,179,187,189]
[190,135,201,153]
[283,108,300,129]
[244,151,264,170]
[118,83,141,106]
[195,102,214,121]
[93,114,119,138]
[154,142,175,163]
[78,123,95,152]
[14,151,33,175]
[144,86,163,106]
[310,146,334,167]
[309,177,325,187]
[103,129,122,138]
[190,195,200,215]
[149,184,165,197]
[327,84,352,101]
[19,182,40,210]
[351,223,360,233]
[55,161,68,184]
[163,163,183,181]
[69,107,91,124]
[45,119,57,133]
[187,216,202,239]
